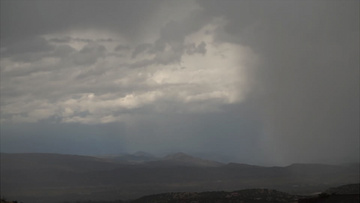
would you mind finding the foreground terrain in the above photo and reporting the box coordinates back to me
[4,185,357,203]
[1,153,359,203]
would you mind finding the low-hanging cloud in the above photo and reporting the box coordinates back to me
[199,0,359,164]
[1,0,358,165]
[1,15,258,125]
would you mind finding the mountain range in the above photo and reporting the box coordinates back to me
[1,152,359,203]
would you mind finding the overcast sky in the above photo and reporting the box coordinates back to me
[1,0,359,166]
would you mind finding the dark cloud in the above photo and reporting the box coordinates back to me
[0,0,358,166]
[186,41,207,55]
[199,0,359,164]
[72,43,107,66]
[1,37,55,61]
[114,44,130,52]
[129,59,154,69]
[49,37,72,43]
[0,122,128,155]
[131,43,152,58]
[0,0,163,44]
[49,37,93,43]
[50,37,114,44]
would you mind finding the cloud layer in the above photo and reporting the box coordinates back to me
[1,17,257,124]
[1,0,358,165]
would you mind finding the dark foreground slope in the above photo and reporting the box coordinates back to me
[64,184,360,203]
[325,183,360,194]
[132,184,360,203]
[298,183,360,203]
[132,189,300,203]
[1,153,359,203]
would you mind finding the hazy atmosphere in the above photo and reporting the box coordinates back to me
[1,0,359,166]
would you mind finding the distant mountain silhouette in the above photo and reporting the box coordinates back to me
[224,162,263,169]
[146,152,224,167]
[1,153,359,203]
[133,151,155,158]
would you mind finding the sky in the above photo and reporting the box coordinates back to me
[0,0,359,166]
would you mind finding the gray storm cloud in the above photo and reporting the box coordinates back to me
[1,0,255,124]
[199,0,359,164]
[1,0,358,165]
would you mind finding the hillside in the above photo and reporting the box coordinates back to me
[132,189,300,203]
[1,153,359,203]
[298,184,360,203]
[145,152,223,167]
[63,184,360,203]
[325,183,360,194]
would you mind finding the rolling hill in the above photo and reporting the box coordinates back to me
[1,153,358,203]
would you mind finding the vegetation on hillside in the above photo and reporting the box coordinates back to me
[132,189,300,203]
